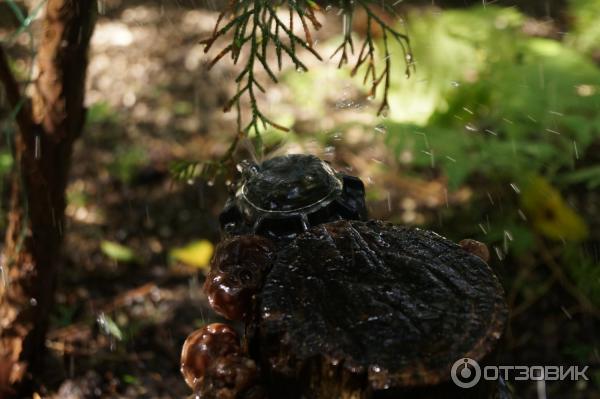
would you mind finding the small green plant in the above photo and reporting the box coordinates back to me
[378,6,600,320]
[109,146,148,185]
[87,101,120,125]
[385,6,600,189]
[100,240,138,263]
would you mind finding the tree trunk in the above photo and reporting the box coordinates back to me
[0,1,96,397]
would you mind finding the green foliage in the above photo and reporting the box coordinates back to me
[385,6,600,190]
[567,0,600,56]
[67,188,89,207]
[520,176,588,241]
[109,146,148,184]
[558,165,600,189]
[283,67,352,117]
[202,0,410,136]
[563,245,600,307]
[173,100,194,116]
[0,150,13,176]
[87,101,120,125]
[100,240,138,263]
[122,374,139,385]
[50,303,78,328]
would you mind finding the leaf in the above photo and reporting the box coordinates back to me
[100,240,137,263]
[558,165,600,189]
[86,101,119,125]
[169,240,214,270]
[520,176,588,242]
[109,146,148,184]
[96,312,123,341]
[0,150,13,176]
[122,374,139,385]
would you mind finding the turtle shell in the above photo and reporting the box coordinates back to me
[254,220,507,391]
[219,155,367,240]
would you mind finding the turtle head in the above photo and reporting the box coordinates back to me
[220,154,367,240]
[204,235,275,321]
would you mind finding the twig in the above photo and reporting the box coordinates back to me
[201,1,321,137]
[340,0,415,111]
[192,1,413,182]
[202,1,412,134]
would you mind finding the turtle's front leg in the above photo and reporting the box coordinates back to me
[181,323,266,398]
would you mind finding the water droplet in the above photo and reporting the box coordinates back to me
[478,223,488,235]
[380,106,390,118]
[503,230,513,253]
[335,99,354,109]
[330,132,342,141]
[560,306,572,320]
[30,298,37,306]
[374,124,387,134]
[370,365,382,373]
[494,246,505,261]
[34,135,41,159]
[342,11,352,37]
[0,264,7,289]
[465,123,478,132]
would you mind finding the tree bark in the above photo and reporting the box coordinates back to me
[0,1,96,397]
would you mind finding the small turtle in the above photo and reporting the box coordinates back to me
[182,154,508,399]
[219,154,367,239]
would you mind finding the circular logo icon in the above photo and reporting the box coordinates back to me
[451,357,481,388]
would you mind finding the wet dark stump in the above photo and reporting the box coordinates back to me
[186,155,508,398]
[249,220,507,399]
